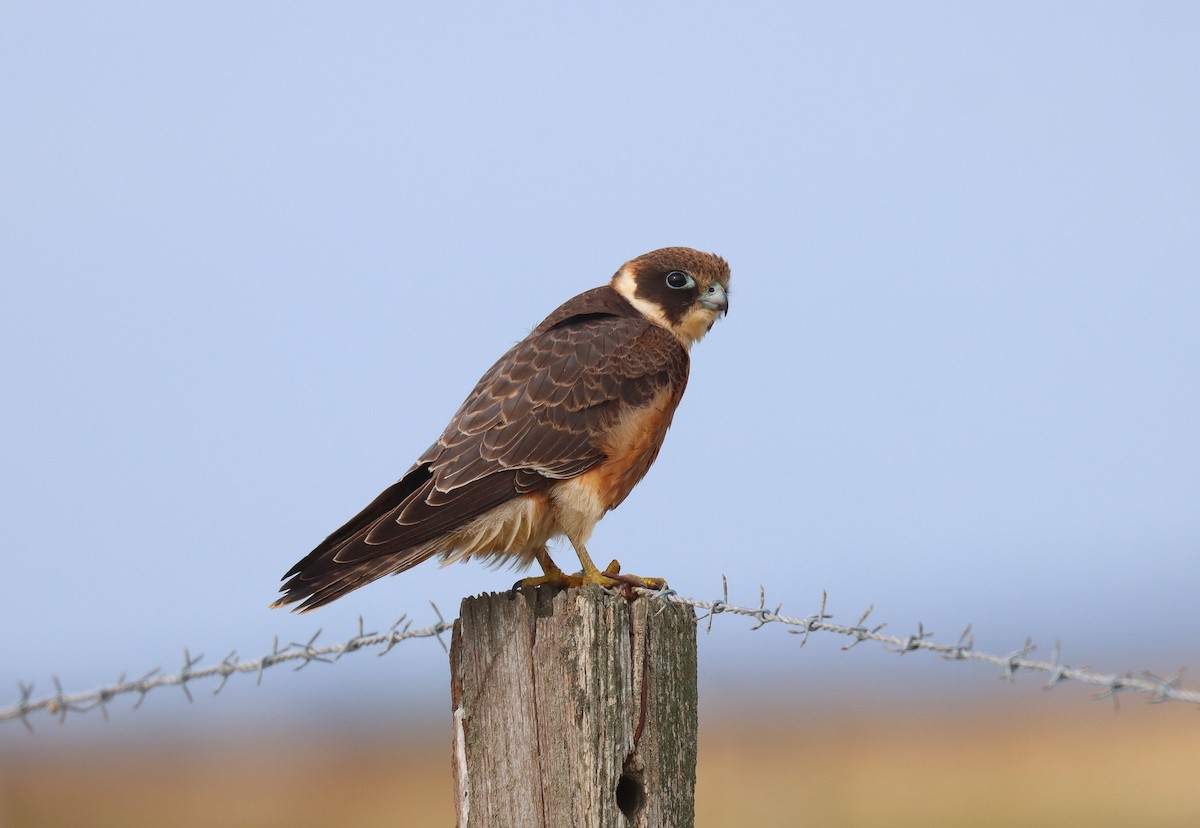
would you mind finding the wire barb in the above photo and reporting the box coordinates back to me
[4,582,1199,727]
[633,582,1200,708]
[2,613,454,726]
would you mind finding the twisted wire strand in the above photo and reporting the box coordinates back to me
[1,609,453,731]
[4,581,1197,729]
[635,580,1199,706]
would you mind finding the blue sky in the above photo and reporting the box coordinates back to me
[2,3,1198,731]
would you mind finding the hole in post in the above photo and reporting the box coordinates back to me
[616,770,645,820]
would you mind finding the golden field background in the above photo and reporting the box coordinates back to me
[3,694,1198,827]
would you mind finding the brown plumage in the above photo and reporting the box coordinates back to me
[273,247,730,611]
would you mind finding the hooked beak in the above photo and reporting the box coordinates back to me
[701,282,729,316]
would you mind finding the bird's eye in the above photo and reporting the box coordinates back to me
[666,271,694,290]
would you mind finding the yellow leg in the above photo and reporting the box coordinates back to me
[567,535,668,591]
[510,539,667,595]
[569,537,608,582]
[509,547,572,592]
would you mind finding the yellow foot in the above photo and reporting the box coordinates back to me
[599,560,668,593]
[511,559,667,598]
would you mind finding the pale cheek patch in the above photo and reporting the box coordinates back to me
[612,266,670,328]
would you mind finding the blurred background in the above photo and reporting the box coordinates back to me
[2,2,1198,825]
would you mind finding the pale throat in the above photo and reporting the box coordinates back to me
[611,266,718,350]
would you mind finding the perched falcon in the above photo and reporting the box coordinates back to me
[273,247,730,612]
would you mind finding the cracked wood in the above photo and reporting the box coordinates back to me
[450,586,698,828]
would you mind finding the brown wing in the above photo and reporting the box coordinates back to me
[344,312,689,559]
[273,292,688,609]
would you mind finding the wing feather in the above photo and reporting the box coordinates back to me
[353,316,684,558]
[274,291,689,608]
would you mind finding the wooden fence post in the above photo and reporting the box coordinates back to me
[450,585,698,828]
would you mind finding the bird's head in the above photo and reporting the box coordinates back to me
[611,247,731,349]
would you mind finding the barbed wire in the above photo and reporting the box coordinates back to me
[634,579,1199,707]
[1,607,453,732]
[3,580,1197,729]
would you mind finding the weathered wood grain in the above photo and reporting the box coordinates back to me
[450,586,698,827]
